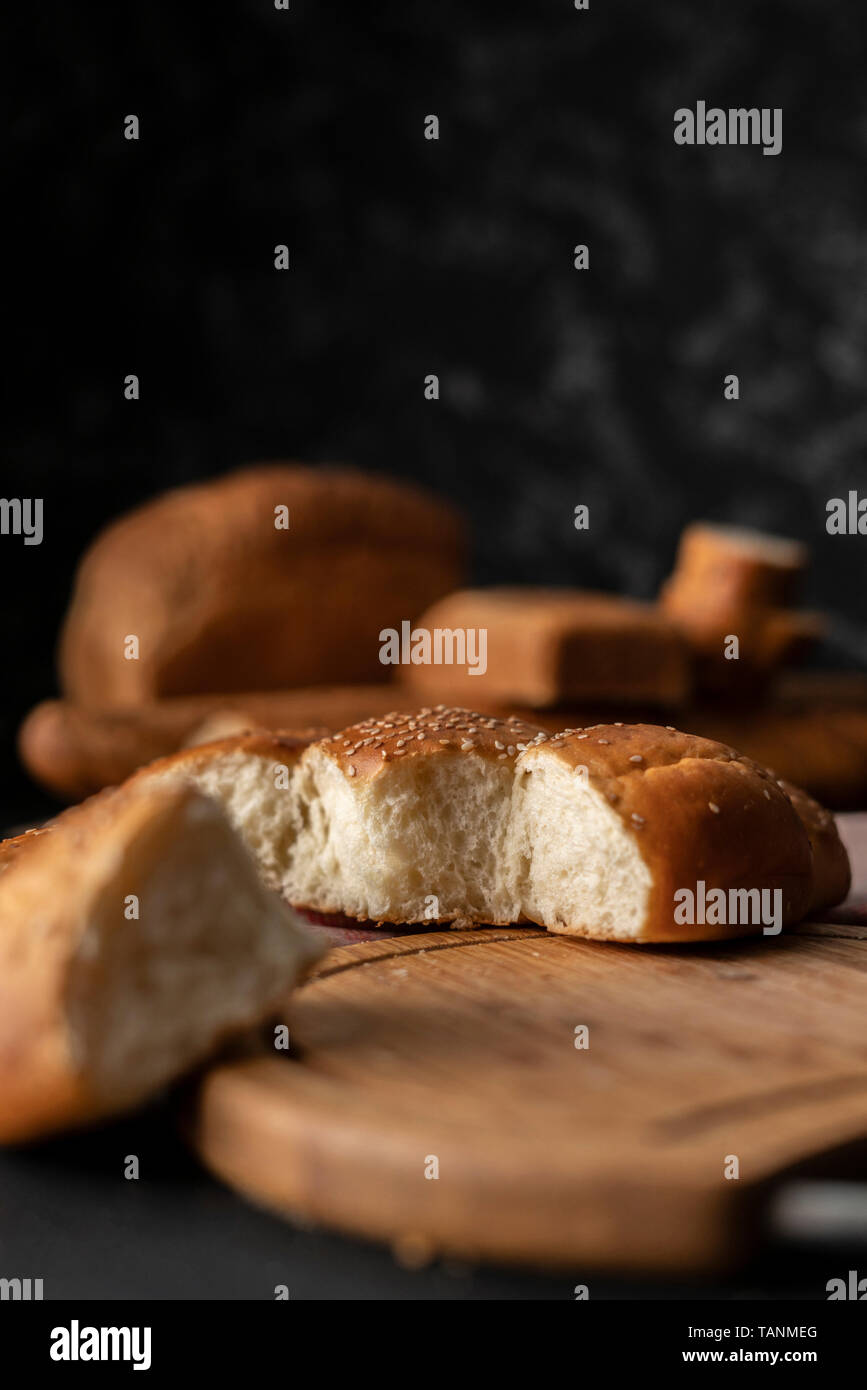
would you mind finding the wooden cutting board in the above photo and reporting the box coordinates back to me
[190,910,867,1274]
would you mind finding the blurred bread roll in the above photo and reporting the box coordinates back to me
[660,523,822,696]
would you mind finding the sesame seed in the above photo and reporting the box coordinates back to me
[494,741,505,750]
[708,802,720,814]
[460,739,474,751]
[597,739,610,745]
[631,812,645,825]
[507,746,515,756]
[629,755,643,763]
[347,765,356,777]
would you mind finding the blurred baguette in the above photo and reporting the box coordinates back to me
[18,688,409,800]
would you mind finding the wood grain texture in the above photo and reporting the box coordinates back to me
[190,920,867,1273]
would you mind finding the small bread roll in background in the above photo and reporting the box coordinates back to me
[660,523,823,697]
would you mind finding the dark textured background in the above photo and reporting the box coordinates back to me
[2,0,867,1302]
[4,0,867,815]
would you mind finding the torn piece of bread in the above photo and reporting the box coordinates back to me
[288,710,547,925]
[130,718,540,923]
[128,709,849,944]
[128,732,312,895]
[510,723,819,942]
[0,783,321,1144]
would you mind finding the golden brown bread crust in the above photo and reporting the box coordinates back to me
[316,705,547,778]
[124,728,313,790]
[775,778,851,912]
[0,826,52,878]
[401,588,691,708]
[0,787,185,1141]
[59,465,465,707]
[180,711,280,748]
[668,702,867,811]
[521,723,819,942]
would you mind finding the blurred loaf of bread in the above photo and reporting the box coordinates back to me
[59,464,465,708]
[399,588,691,708]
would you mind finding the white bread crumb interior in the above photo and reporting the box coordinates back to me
[145,708,654,941]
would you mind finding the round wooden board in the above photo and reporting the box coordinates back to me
[189,923,867,1273]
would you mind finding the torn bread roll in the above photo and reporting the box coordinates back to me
[510,724,843,938]
[0,783,321,1144]
[128,710,849,943]
[128,732,313,893]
